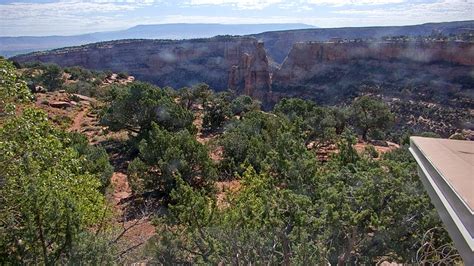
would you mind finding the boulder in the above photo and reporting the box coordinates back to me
[49,101,72,109]
[32,85,46,93]
[72,94,96,103]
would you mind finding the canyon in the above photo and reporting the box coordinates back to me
[13,37,272,98]
[13,36,474,107]
[253,20,474,63]
[272,40,473,106]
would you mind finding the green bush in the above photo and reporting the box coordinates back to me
[364,144,379,158]
[0,109,107,264]
[128,122,216,196]
[102,82,195,136]
[67,132,114,193]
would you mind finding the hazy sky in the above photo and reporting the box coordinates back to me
[0,0,472,36]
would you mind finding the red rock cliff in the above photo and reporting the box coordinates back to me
[13,37,272,94]
[228,41,272,98]
[274,41,474,86]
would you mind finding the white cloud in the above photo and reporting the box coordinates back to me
[307,0,406,6]
[334,0,474,22]
[185,0,407,9]
[0,0,158,35]
[185,0,283,10]
[0,0,472,36]
[85,0,157,3]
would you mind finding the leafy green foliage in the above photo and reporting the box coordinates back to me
[0,58,33,116]
[274,98,341,145]
[65,80,100,98]
[0,108,108,264]
[218,111,318,189]
[38,64,65,91]
[128,122,216,196]
[67,132,114,193]
[177,83,213,110]
[364,144,379,158]
[218,111,287,176]
[230,95,261,116]
[148,167,326,264]
[350,95,394,140]
[102,82,195,135]
[64,66,94,81]
[19,63,119,99]
[1,61,457,264]
[117,72,128,79]
[202,94,231,131]
[148,127,451,264]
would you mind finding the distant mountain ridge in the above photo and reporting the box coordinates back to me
[0,23,315,57]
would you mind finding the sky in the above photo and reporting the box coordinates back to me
[0,0,472,36]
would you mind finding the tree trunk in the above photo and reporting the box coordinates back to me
[35,211,48,265]
[337,229,355,266]
[362,128,368,141]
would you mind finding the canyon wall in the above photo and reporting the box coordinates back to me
[253,20,474,63]
[13,37,474,106]
[274,41,474,87]
[13,36,272,97]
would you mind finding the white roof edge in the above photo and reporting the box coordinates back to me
[410,137,474,215]
[409,146,474,251]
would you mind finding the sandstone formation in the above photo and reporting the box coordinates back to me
[253,20,474,63]
[13,37,474,108]
[274,41,474,87]
[13,36,273,98]
[48,101,72,109]
[227,41,271,98]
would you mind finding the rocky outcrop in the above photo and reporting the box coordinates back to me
[14,37,473,107]
[228,41,271,98]
[48,101,72,109]
[274,41,474,87]
[13,36,272,97]
[253,20,474,63]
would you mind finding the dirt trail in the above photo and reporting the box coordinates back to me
[193,111,207,144]
[61,96,156,257]
[69,106,89,132]
[111,172,131,204]
[111,172,155,252]
[110,172,155,258]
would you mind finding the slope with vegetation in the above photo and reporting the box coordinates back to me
[0,59,464,264]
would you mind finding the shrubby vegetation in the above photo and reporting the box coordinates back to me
[0,59,115,264]
[1,59,458,263]
[350,95,394,140]
[0,58,32,116]
[128,122,216,196]
[68,132,114,193]
[137,92,453,263]
[102,82,195,135]
[0,108,112,264]
[98,83,450,263]
[147,137,447,264]
[18,62,125,99]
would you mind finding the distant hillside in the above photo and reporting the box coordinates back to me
[253,20,474,62]
[0,23,314,57]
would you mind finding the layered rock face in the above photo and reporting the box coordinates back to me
[13,37,473,107]
[253,20,474,63]
[13,37,272,97]
[228,41,271,98]
[274,41,474,86]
